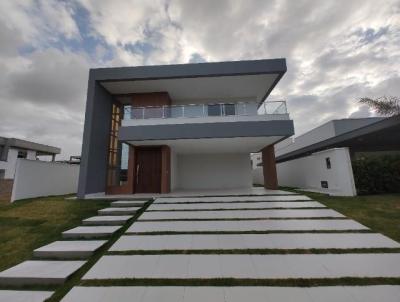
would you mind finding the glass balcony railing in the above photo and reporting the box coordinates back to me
[123,101,287,120]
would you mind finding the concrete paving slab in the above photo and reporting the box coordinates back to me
[139,209,344,220]
[127,219,368,233]
[62,226,121,239]
[82,215,132,226]
[0,260,85,286]
[98,207,140,216]
[0,290,53,302]
[34,240,107,259]
[82,254,400,280]
[154,195,311,203]
[111,233,400,251]
[61,286,400,302]
[148,201,325,210]
[111,200,148,207]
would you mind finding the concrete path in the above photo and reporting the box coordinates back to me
[0,260,85,285]
[63,226,122,239]
[111,200,148,207]
[98,207,140,215]
[148,201,325,210]
[110,233,400,251]
[83,254,400,280]
[82,215,132,226]
[127,219,367,233]
[34,240,107,259]
[154,195,311,203]
[139,209,344,220]
[0,290,53,302]
[61,285,400,302]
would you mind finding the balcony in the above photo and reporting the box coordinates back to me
[122,101,289,126]
[118,100,293,143]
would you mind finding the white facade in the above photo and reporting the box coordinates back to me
[175,153,252,191]
[11,159,80,202]
[276,148,356,196]
[0,148,36,179]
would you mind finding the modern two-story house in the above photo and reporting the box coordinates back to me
[77,59,294,198]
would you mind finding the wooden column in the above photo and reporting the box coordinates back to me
[262,145,278,190]
[160,145,171,193]
[127,146,136,193]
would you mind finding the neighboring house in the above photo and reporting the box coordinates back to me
[0,137,60,179]
[0,137,60,201]
[77,59,294,198]
[273,116,400,196]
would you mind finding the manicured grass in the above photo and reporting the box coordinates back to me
[0,195,109,272]
[281,189,400,243]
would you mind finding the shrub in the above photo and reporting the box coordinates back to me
[352,154,400,195]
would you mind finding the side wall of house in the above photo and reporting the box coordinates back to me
[276,147,356,196]
[77,75,113,198]
[176,153,252,190]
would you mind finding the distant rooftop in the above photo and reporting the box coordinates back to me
[275,116,400,163]
[0,136,61,156]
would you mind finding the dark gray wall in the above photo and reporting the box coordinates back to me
[119,120,294,141]
[333,118,385,136]
[77,72,113,198]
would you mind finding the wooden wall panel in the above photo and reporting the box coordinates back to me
[131,92,171,107]
[161,145,171,193]
[262,145,278,190]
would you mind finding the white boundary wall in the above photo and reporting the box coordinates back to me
[276,148,356,196]
[11,159,80,202]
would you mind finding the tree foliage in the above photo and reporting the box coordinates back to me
[359,96,400,116]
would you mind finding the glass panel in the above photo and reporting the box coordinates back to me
[223,103,236,116]
[170,106,184,118]
[144,107,163,119]
[207,104,221,116]
[184,104,204,117]
[236,103,246,115]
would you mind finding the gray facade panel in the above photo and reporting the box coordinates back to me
[77,76,113,198]
[118,120,294,142]
[92,59,287,82]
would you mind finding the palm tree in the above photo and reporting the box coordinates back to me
[359,96,400,116]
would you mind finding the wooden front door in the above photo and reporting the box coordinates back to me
[135,147,162,193]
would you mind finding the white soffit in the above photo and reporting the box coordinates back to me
[101,74,278,102]
[127,136,282,154]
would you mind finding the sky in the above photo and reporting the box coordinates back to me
[0,0,399,159]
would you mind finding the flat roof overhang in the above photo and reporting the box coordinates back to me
[0,137,60,155]
[91,59,287,105]
[276,115,400,163]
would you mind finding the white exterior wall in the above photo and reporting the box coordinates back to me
[11,159,80,202]
[252,167,264,185]
[277,148,356,196]
[175,153,252,190]
[0,148,37,179]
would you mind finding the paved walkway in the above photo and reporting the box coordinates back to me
[73,193,400,301]
[1,192,400,301]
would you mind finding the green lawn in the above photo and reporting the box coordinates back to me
[284,189,400,242]
[0,196,109,272]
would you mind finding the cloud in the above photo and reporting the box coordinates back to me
[0,0,399,159]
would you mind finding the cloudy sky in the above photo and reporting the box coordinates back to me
[0,0,399,159]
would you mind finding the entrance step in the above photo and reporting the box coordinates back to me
[82,215,132,226]
[83,254,400,280]
[34,240,107,259]
[61,285,400,302]
[111,200,148,207]
[0,290,53,302]
[0,260,85,286]
[62,226,121,239]
[98,207,141,216]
